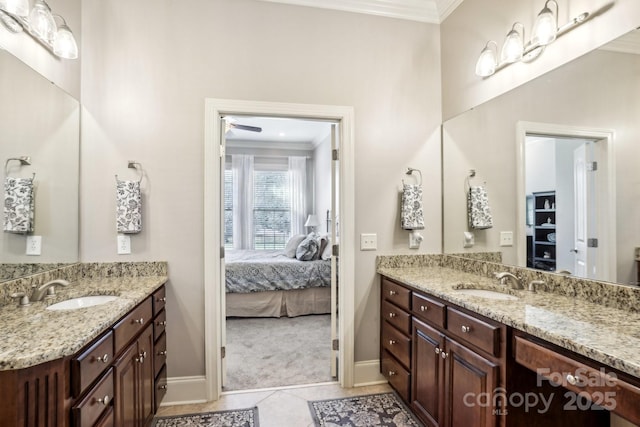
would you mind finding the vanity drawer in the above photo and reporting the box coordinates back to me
[412,293,446,328]
[95,407,114,427]
[381,350,411,402]
[382,321,411,369]
[153,286,166,316]
[72,368,114,427]
[113,297,153,355]
[382,278,411,311]
[514,336,640,425]
[446,307,500,357]
[155,332,167,378]
[382,300,411,336]
[154,309,167,341]
[71,330,114,397]
[155,364,168,413]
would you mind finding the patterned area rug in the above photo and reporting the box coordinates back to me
[309,393,422,426]
[153,407,259,427]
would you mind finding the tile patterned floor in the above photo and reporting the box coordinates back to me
[156,382,393,427]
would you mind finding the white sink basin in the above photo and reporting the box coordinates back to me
[46,295,119,310]
[454,288,519,301]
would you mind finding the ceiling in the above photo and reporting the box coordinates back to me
[225,116,332,149]
[255,0,463,23]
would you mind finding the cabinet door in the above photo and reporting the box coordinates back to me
[443,338,499,427]
[138,325,155,427]
[412,318,445,427]
[114,343,137,427]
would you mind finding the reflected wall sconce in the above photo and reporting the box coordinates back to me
[475,0,590,77]
[0,0,78,59]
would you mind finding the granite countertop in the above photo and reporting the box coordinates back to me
[378,266,640,380]
[0,275,167,371]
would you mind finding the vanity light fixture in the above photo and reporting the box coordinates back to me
[0,0,78,59]
[475,0,590,78]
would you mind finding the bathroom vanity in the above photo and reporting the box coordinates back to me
[378,256,640,427]
[0,265,168,427]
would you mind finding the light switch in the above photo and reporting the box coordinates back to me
[360,233,377,251]
[117,234,131,255]
[500,231,514,247]
[26,236,42,255]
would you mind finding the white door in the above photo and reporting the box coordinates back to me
[330,123,340,378]
[219,117,228,387]
[573,142,597,279]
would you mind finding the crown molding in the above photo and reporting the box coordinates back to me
[256,0,462,24]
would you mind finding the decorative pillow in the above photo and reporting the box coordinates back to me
[321,237,332,260]
[317,235,329,260]
[296,234,320,261]
[284,234,306,258]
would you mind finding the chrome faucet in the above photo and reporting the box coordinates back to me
[494,272,522,289]
[30,279,70,302]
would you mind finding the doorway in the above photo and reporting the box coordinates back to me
[203,99,355,401]
[516,122,616,282]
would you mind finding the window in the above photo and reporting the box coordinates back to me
[224,169,233,248]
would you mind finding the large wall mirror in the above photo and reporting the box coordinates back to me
[443,28,640,285]
[0,50,80,281]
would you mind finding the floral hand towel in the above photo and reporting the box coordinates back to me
[468,185,493,229]
[116,179,142,233]
[401,184,425,230]
[3,176,35,234]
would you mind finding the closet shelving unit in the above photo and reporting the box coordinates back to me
[532,191,556,270]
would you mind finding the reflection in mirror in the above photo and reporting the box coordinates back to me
[0,50,80,282]
[443,29,640,285]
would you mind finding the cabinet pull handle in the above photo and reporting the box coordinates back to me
[389,290,397,296]
[434,347,441,354]
[389,340,396,345]
[157,296,167,302]
[420,305,428,312]
[158,350,167,356]
[441,352,449,359]
[134,317,144,324]
[96,395,110,405]
[136,356,144,364]
[566,374,578,385]
[96,353,109,363]
[157,320,167,326]
[388,312,396,318]
[461,325,471,333]
[388,370,397,376]
[159,384,168,390]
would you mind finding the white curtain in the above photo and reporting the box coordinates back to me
[289,156,307,237]
[232,154,254,249]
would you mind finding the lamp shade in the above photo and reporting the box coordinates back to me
[304,214,321,228]
[531,0,558,46]
[500,24,524,64]
[29,0,57,43]
[0,0,30,17]
[475,41,497,77]
[53,22,78,59]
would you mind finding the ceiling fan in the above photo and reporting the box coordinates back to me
[225,120,262,133]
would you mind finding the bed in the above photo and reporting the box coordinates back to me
[225,249,332,317]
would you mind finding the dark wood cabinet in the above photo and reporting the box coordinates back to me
[412,318,444,427]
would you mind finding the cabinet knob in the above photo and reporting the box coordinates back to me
[389,290,397,296]
[388,312,396,318]
[157,296,167,302]
[157,320,167,326]
[136,355,145,364]
[440,352,449,359]
[566,374,578,385]
[134,317,144,324]
[389,340,396,345]
[434,347,441,355]
[96,395,110,405]
[158,350,167,356]
[461,325,471,333]
[388,370,397,376]
[96,353,109,363]
[159,384,168,390]
[420,305,428,312]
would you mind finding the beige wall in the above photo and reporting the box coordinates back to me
[80,0,442,377]
[0,0,81,98]
[441,0,640,119]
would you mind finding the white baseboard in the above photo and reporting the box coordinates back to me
[353,360,387,387]
[162,362,387,406]
[161,376,208,406]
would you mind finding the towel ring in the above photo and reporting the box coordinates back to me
[4,156,31,177]
[115,161,143,183]
[405,167,422,186]
[466,169,486,191]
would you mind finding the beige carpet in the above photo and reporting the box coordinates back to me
[224,314,333,391]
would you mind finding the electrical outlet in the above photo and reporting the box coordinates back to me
[360,233,377,251]
[409,231,423,249]
[117,234,131,255]
[500,231,514,247]
[26,235,42,255]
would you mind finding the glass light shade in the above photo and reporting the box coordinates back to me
[531,4,557,46]
[53,24,78,59]
[501,28,524,64]
[29,0,57,43]
[0,0,30,17]
[475,43,497,77]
